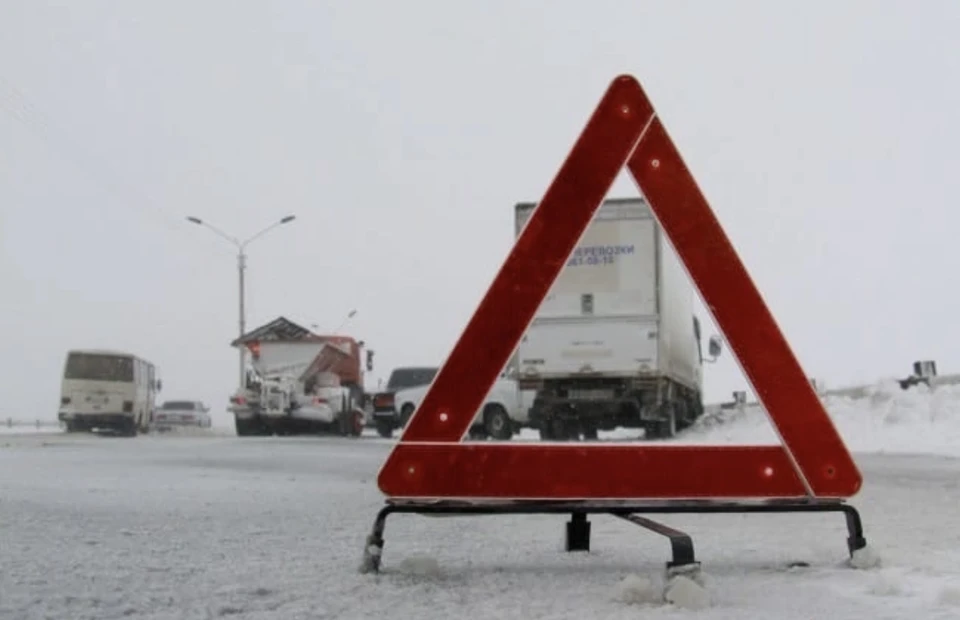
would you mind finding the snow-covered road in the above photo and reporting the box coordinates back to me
[1,427,958,619]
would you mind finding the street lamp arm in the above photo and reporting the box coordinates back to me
[185,216,241,247]
[183,212,296,393]
[240,215,297,250]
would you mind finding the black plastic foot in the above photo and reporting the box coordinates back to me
[565,511,591,552]
[841,505,868,555]
[360,532,383,574]
[359,505,391,574]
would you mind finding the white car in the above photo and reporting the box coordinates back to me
[393,377,534,440]
[153,400,212,431]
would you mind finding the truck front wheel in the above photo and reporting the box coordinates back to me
[336,409,365,437]
[374,418,394,438]
[235,418,258,437]
[483,405,513,440]
[399,404,415,428]
[349,409,364,437]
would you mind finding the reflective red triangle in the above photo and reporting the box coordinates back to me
[377,75,862,501]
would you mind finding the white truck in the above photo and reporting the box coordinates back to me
[514,197,723,440]
[392,376,536,440]
[227,318,373,437]
[244,341,366,437]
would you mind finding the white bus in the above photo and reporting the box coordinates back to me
[58,349,162,436]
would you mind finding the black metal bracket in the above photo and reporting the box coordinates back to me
[614,513,697,570]
[359,497,868,575]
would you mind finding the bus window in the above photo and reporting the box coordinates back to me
[64,353,134,382]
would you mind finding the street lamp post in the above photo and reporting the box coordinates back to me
[186,214,296,389]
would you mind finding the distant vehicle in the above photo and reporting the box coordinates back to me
[58,349,162,436]
[392,376,535,440]
[369,366,439,438]
[514,197,723,440]
[227,317,373,437]
[255,368,365,437]
[152,400,212,431]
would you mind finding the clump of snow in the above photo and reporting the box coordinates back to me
[682,380,960,457]
[614,570,711,610]
[663,574,711,610]
[615,574,662,605]
[667,562,707,586]
[868,573,904,597]
[397,555,441,577]
[358,540,382,574]
[850,545,883,570]
[937,584,960,607]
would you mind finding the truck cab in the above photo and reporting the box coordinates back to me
[392,373,535,440]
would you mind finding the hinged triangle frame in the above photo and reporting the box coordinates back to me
[377,75,862,501]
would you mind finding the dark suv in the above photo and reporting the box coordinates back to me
[370,366,438,438]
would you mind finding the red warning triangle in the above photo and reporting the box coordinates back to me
[377,75,862,501]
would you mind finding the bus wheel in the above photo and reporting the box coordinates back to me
[349,409,365,437]
[122,418,138,437]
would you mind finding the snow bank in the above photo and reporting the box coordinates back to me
[0,424,232,437]
[0,425,62,435]
[682,380,960,458]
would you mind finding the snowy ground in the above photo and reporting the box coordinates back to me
[2,381,960,619]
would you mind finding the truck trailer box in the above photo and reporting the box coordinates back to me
[513,197,717,439]
[514,197,702,390]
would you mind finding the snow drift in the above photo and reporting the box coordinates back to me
[680,379,960,458]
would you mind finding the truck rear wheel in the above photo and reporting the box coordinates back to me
[582,424,599,440]
[540,416,579,441]
[646,403,677,440]
[681,392,704,429]
[656,417,676,439]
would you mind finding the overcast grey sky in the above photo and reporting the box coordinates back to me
[2,1,958,427]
